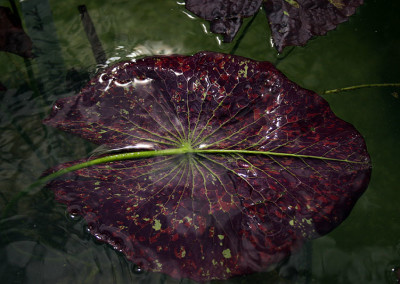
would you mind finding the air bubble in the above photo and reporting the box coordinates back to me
[85,221,97,233]
[54,102,63,111]
[83,225,91,234]
[386,265,400,283]
[132,264,144,274]
[66,206,82,221]
[392,266,400,283]
[67,212,81,221]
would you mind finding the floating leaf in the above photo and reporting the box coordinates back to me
[264,0,364,52]
[185,0,263,43]
[0,6,33,58]
[185,0,363,52]
[43,52,371,281]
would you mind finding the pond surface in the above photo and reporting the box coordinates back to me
[0,0,399,283]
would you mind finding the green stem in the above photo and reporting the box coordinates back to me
[1,149,185,218]
[1,147,368,219]
[196,149,364,164]
[323,83,400,94]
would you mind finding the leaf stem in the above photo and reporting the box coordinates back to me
[1,147,368,219]
[1,149,184,218]
[323,83,400,94]
[195,149,366,164]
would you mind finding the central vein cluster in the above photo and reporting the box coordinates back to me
[180,140,195,154]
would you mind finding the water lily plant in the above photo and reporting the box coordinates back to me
[41,52,371,281]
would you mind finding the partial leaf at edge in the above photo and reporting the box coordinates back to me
[184,0,364,52]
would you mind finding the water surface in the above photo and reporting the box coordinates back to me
[1,0,399,283]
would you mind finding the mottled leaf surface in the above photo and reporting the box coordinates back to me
[43,52,371,281]
[185,0,262,42]
[185,0,363,52]
[263,0,364,52]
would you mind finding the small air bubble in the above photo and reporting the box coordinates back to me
[82,225,93,239]
[132,264,144,274]
[86,222,97,233]
[66,206,82,221]
[54,102,63,110]
[386,265,400,283]
[67,212,81,221]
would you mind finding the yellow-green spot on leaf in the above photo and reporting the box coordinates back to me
[289,219,295,226]
[121,109,129,115]
[179,216,193,224]
[285,0,300,8]
[212,259,218,266]
[222,248,231,259]
[143,217,150,221]
[154,259,162,270]
[305,218,312,225]
[226,267,231,273]
[152,219,162,231]
[329,0,344,9]
[218,234,224,240]
[94,181,100,185]
[238,64,248,78]
[284,10,289,16]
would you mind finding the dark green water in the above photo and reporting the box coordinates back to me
[0,0,399,283]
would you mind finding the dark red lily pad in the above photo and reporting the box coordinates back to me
[185,0,263,42]
[0,6,33,58]
[185,0,363,52]
[43,52,371,281]
[263,0,364,52]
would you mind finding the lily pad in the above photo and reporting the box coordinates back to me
[0,6,33,58]
[185,0,364,52]
[185,0,263,43]
[43,52,371,281]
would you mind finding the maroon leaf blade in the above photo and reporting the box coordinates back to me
[263,0,364,52]
[184,0,363,52]
[0,6,33,58]
[43,52,371,281]
[185,0,263,42]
